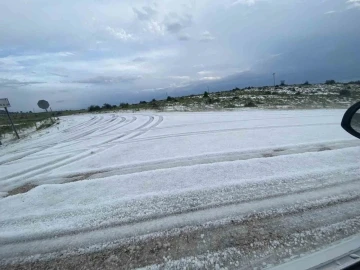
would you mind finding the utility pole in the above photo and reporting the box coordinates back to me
[5,107,20,139]
[273,73,276,88]
[49,107,55,123]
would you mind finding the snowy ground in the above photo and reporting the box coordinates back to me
[1,109,360,269]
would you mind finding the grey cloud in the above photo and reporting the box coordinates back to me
[347,0,360,9]
[132,57,147,62]
[164,13,192,34]
[133,6,157,21]
[74,75,142,84]
[178,33,190,41]
[1,0,359,111]
[105,27,134,41]
[0,78,44,87]
[166,23,183,33]
[49,72,69,78]
[231,0,257,6]
[199,31,215,42]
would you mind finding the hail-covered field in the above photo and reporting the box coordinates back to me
[1,109,360,269]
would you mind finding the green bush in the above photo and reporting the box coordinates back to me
[102,103,112,109]
[150,102,160,109]
[224,103,235,108]
[119,103,129,109]
[346,80,360,85]
[325,80,336,85]
[37,123,52,130]
[244,101,257,107]
[88,105,101,112]
[167,96,176,102]
[205,98,213,105]
[339,89,351,97]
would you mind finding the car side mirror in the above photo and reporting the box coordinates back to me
[341,101,360,139]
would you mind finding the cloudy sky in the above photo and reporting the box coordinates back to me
[1,0,360,111]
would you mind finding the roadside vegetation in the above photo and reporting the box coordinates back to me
[2,80,360,138]
[87,80,360,112]
[0,110,84,139]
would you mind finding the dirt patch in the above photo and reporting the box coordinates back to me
[65,170,109,182]
[262,153,274,158]
[273,148,286,152]
[7,184,38,197]
[318,146,332,152]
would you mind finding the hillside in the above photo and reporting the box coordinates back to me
[138,83,360,112]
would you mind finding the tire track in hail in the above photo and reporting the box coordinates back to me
[123,115,164,140]
[2,201,359,266]
[12,115,106,150]
[1,151,97,190]
[53,116,137,150]
[57,116,139,149]
[154,113,339,130]
[61,116,99,133]
[1,115,142,185]
[91,116,126,134]
[0,149,50,166]
[1,178,359,245]
[14,167,360,227]
[61,115,105,136]
[27,114,117,149]
[0,117,350,186]
[30,115,144,174]
[0,115,111,173]
[58,139,360,182]
[0,115,100,156]
[98,115,155,145]
[38,115,162,166]
[0,155,73,182]
[59,115,119,143]
[116,122,340,145]
[2,115,163,185]
[7,116,109,154]
[0,116,100,165]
